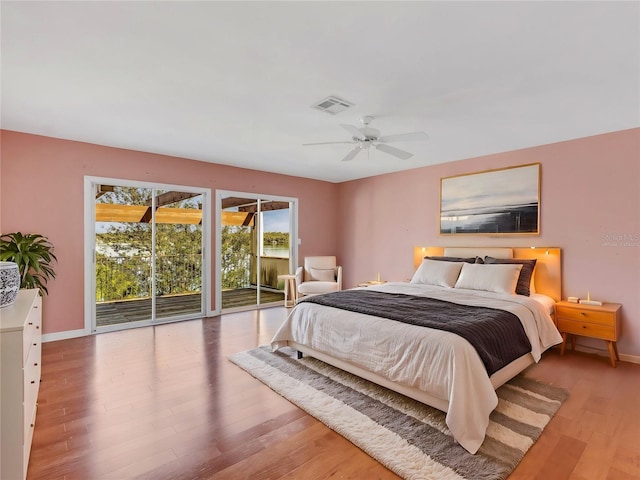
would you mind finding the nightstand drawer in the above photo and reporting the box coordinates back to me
[555,306,615,326]
[557,319,616,341]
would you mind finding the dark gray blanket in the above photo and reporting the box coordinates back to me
[299,289,532,375]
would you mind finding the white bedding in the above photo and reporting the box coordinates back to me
[271,282,562,454]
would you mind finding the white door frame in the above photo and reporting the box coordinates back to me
[84,176,212,334]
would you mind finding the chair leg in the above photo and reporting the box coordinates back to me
[290,278,298,305]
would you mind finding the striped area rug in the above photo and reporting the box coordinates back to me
[229,346,568,480]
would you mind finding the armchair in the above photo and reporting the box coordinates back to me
[295,256,342,301]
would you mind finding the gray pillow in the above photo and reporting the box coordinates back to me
[483,256,537,296]
[425,255,482,264]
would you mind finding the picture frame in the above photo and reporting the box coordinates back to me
[440,163,540,235]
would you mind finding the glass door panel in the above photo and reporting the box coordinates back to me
[95,185,153,328]
[154,190,204,320]
[220,196,257,309]
[259,202,290,306]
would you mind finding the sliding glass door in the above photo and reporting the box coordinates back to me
[154,189,204,320]
[217,191,297,312]
[87,178,210,332]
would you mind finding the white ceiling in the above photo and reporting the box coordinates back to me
[2,1,639,183]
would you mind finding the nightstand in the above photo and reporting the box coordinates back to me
[555,300,622,367]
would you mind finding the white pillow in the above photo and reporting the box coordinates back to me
[310,267,335,282]
[454,263,523,294]
[410,259,464,288]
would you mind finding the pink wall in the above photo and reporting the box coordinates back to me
[0,131,339,334]
[337,129,640,357]
[2,129,639,358]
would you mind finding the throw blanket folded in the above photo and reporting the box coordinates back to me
[300,289,532,375]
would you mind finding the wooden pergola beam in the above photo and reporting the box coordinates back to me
[95,185,115,199]
[222,211,255,227]
[156,208,202,225]
[221,197,290,213]
[140,207,154,223]
[242,201,290,213]
[95,204,254,226]
[138,191,203,223]
[146,191,201,208]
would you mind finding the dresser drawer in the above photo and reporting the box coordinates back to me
[557,318,616,341]
[24,401,38,473]
[24,341,42,419]
[22,320,36,363]
[22,298,42,363]
[555,306,616,326]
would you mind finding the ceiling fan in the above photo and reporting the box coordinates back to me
[303,116,428,162]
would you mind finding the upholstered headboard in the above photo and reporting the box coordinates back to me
[413,246,562,301]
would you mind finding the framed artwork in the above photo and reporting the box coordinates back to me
[440,163,540,235]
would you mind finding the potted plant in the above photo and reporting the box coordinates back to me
[0,232,57,297]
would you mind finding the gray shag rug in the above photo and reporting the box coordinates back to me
[229,346,568,480]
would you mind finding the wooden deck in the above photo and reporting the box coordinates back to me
[96,289,285,327]
[221,288,285,310]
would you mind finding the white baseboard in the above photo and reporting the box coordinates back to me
[574,344,640,365]
[620,353,640,364]
[42,328,89,343]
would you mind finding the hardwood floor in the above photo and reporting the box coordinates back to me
[28,307,639,480]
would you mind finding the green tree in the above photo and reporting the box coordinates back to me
[263,232,289,247]
[95,253,150,301]
[221,226,251,289]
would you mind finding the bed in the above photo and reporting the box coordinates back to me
[271,247,563,454]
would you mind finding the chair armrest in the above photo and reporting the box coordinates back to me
[295,266,303,287]
[336,266,343,291]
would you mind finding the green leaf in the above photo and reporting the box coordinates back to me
[0,232,57,296]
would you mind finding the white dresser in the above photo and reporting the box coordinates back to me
[1,289,42,480]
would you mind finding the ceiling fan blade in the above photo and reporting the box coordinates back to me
[341,146,362,162]
[302,141,356,146]
[377,132,429,143]
[340,124,366,141]
[375,143,414,160]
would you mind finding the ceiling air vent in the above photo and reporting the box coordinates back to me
[311,96,354,115]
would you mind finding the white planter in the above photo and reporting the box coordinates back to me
[0,262,20,308]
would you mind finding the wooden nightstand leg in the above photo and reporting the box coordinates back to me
[613,342,620,361]
[560,333,568,355]
[570,335,576,351]
[606,341,617,367]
